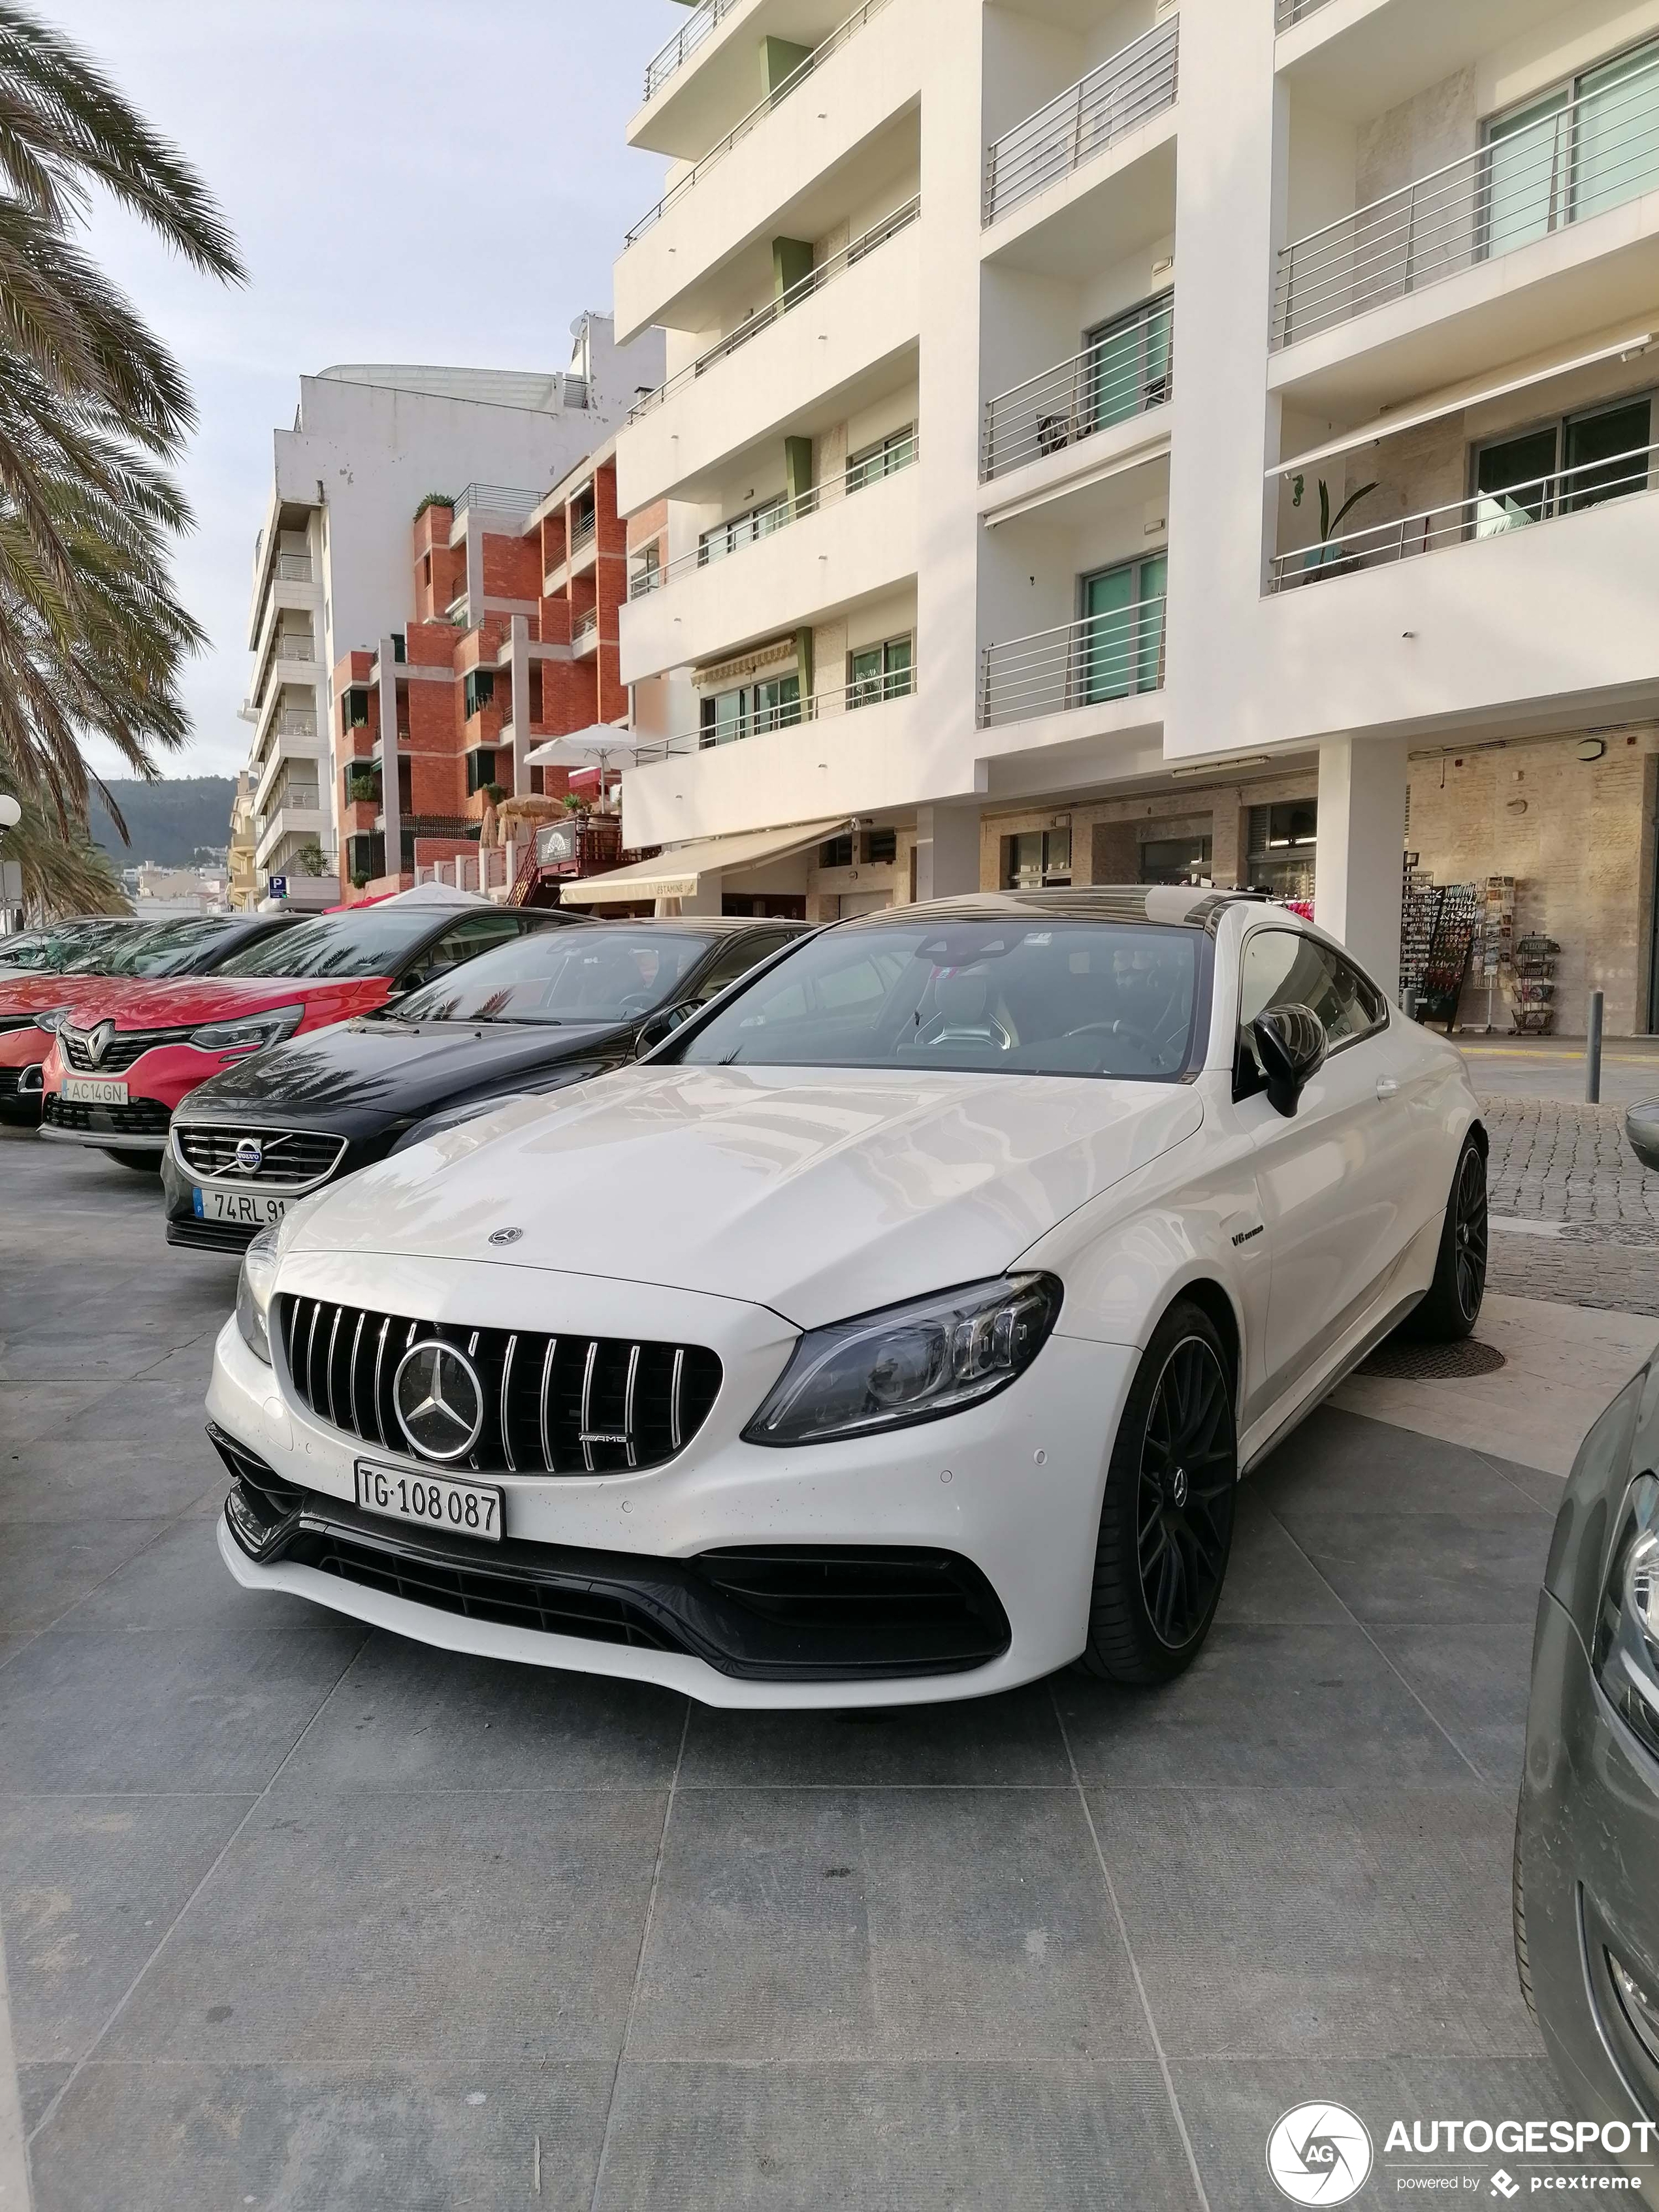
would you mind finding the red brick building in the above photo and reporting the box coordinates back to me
[334,438,631,903]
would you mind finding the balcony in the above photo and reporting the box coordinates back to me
[982,308,1171,482]
[1276,57,1659,349]
[628,0,892,248]
[624,676,919,846]
[632,667,914,765]
[984,16,1178,229]
[980,592,1166,728]
[619,203,922,509]
[616,0,916,344]
[275,552,312,583]
[573,609,600,657]
[1270,436,1659,592]
[643,0,741,104]
[1275,0,1331,27]
[622,445,918,683]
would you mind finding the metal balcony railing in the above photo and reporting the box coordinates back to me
[275,553,312,582]
[278,713,317,737]
[1275,0,1335,28]
[632,669,916,765]
[626,0,894,246]
[572,609,599,650]
[984,16,1179,227]
[630,435,918,598]
[570,513,598,555]
[452,483,541,532]
[643,0,742,101]
[979,596,1167,726]
[982,308,1172,481]
[276,635,314,661]
[628,197,921,421]
[1268,438,1658,590]
[1275,54,1659,345]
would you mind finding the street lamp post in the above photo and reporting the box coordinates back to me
[0,793,22,935]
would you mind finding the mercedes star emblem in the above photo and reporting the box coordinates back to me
[489,1227,523,1246]
[392,1340,485,1463]
[86,1019,116,1068]
[234,1138,265,1176]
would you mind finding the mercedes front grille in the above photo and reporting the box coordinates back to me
[276,1295,722,1477]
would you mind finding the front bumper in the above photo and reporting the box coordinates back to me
[205,1265,1136,1708]
[0,1057,43,1124]
[1518,1588,1659,2140]
[42,1040,257,1154]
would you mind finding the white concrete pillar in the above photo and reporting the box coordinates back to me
[1315,737,1408,997]
[914,805,982,902]
[376,635,401,882]
[509,618,533,795]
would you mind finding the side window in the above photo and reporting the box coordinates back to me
[1238,929,1386,1055]
[694,935,781,1004]
[404,913,523,987]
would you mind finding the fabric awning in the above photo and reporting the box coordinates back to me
[558,817,850,905]
[1268,332,1654,481]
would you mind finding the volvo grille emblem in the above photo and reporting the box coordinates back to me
[86,1019,116,1068]
[392,1340,485,1463]
[489,1227,523,1246]
[234,1138,265,1176]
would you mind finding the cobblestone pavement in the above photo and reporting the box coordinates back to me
[1482,1095,1659,1313]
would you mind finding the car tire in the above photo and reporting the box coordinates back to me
[1405,1131,1487,1342]
[103,1149,160,1174]
[1080,1298,1238,1688]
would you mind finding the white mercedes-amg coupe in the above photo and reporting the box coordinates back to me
[207,889,1487,1708]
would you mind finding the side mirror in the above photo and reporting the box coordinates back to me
[635,1002,695,1057]
[1251,1004,1328,1118]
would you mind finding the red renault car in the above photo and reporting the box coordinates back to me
[3,912,300,1131]
[38,891,577,1170]
[0,918,153,1124]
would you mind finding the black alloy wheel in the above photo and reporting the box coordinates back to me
[1405,1131,1488,1341]
[1137,1335,1236,1650]
[1082,1298,1238,1686]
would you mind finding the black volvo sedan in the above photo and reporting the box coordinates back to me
[162,917,806,1251]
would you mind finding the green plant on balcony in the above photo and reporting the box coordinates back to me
[345,769,381,807]
[1292,473,1378,577]
[479,781,509,808]
[292,842,325,877]
[350,871,370,890]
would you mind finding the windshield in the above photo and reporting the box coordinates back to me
[399,928,717,1026]
[678,919,1202,1080]
[92,916,253,978]
[0,921,132,973]
[214,908,446,980]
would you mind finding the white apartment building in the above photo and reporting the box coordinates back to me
[241,315,663,906]
[609,0,1659,1031]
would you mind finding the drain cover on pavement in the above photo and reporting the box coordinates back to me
[1357,1339,1507,1381]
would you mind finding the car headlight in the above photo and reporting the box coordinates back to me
[387,1067,602,1157]
[29,1006,68,1034]
[1595,1473,1659,1760]
[236,1225,280,1365]
[743,1274,1062,1448]
[190,1004,305,1055]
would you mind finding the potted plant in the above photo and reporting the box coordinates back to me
[1292,473,1378,581]
[293,842,326,877]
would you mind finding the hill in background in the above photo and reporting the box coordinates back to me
[89,777,237,867]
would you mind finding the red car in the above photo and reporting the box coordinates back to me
[39,891,577,1166]
[3,912,301,1130]
[0,918,157,1125]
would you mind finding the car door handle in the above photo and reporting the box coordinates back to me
[1376,1076,1400,1100]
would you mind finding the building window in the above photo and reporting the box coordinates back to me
[1080,293,1174,438]
[846,425,916,491]
[865,828,897,864]
[1473,391,1652,535]
[423,553,432,586]
[463,668,494,720]
[342,687,368,732]
[1480,36,1659,260]
[819,827,898,870]
[700,674,801,746]
[820,835,855,869]
[1077,555,1167,703]
[848,635,912,708]
[1003,829,1072,890]
[1140,833,1212,886]
[630,540,662,597]
[1246,801,1317,901]
[528,665,543,722]
[466,746,500,796]
[699,495,787,566]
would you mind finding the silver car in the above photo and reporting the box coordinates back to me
[1516,1354,1659,2147]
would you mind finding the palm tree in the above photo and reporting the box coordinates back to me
[0,4,243,833]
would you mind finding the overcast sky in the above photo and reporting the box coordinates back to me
[55,1,682,782]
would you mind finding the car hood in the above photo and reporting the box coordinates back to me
[54,974,387,1029]
[0,974,108,1017]
[286,1063,1204,1327]
[179,1016,631,1125]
